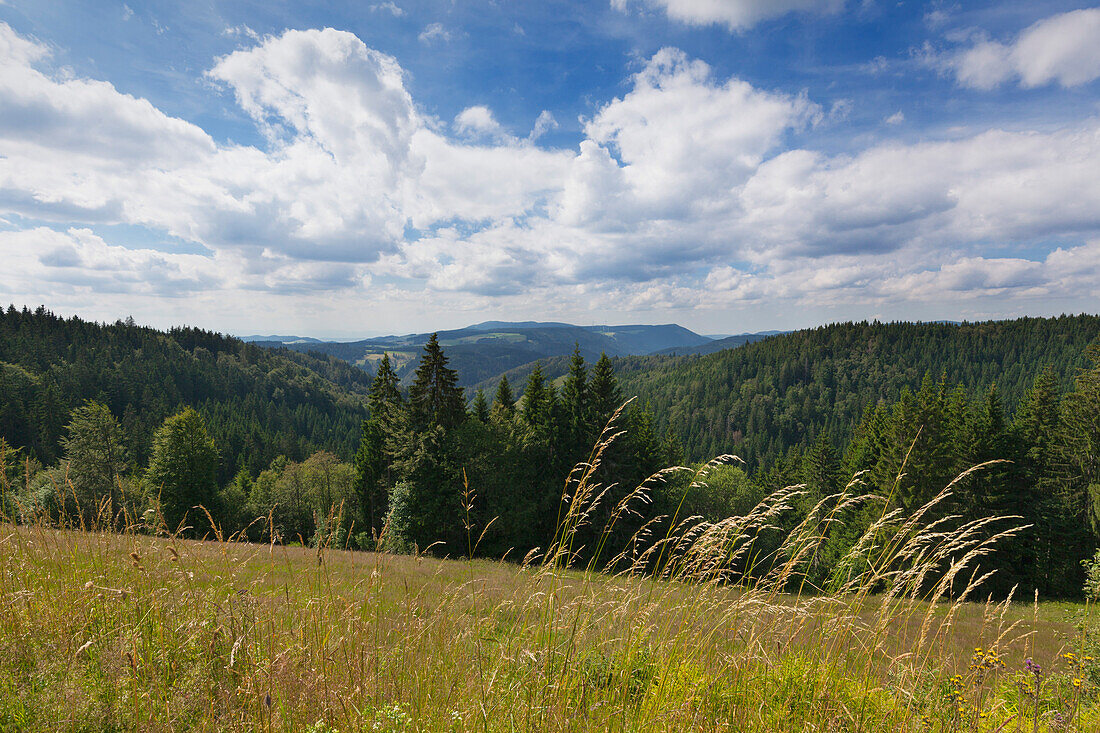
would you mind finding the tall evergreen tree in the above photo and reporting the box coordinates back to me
[407,335,466,431]
[353,418,387,537]
[490,375,515,423]
[1014,369,1077,594]
[472,389,490,423]
[560,345,590,449]
[588,353,622,428]
[369,353,402,417]
[521,363,552,428]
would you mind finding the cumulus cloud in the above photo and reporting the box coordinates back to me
[4,21,1100,326]
[453,105,505,139]
[935,8,1100,89]
[612,0,844,31]
[565,48,817,226]
[0,227,224,296]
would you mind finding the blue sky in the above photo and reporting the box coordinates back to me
[1,1,1099,337]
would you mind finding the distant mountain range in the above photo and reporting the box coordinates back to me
[250,321,728,387]
[653,330,787,356]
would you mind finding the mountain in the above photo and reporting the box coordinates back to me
[654,331,786,356]
[612,316,1100,468]
[257,322,712,388]
[240,335,323,343]
[0,307,369,482]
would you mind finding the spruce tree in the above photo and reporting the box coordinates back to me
[521,363,551,428]
[369,353,402,417]
[353,418,387,537]
[472,389,490,423]
[588,353,622,428]
[1015,369,1072,594]
[490,375,515,423]
[560,345,590,449]
[407,334,466,431]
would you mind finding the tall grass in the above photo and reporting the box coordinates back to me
[0,409,1097,731]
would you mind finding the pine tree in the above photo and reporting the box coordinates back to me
[521,363,551,428]
[490,375,515,423]
[588,353,622,428]
[472,389,490,423]
[369,353,401,418]
[1015,369,1075,594]
[353,418,387,537]
[407,335,466,431]
[560,345,590,449]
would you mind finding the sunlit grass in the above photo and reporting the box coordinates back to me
[2,415,1098,731]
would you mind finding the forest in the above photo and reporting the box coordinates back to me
[3,307,1100,599]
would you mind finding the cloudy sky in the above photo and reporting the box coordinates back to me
[1,1,1099,337]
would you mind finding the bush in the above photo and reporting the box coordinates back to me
[1083,548,1100,601]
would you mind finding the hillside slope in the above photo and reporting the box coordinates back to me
[0,307,369,480]
[614,316,1100,466]
[262,322,711,387]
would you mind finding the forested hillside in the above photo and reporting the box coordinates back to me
[0,306,368,481]
[262,321,711,388]
[5,308,1100,599]
[614,317,1100,467]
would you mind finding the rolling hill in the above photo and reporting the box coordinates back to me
[0,307,369,482]
[612,316,1100,467]
[256,321,712,387]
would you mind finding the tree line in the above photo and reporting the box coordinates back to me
[0,306,369,481]
[0,332,677,564]
[3,309,1100,598]
[614,316,1100,468]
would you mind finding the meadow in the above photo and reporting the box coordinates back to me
[2,447,1099,732]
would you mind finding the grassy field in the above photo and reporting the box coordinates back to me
[1,517,1098,731]
[3,437,1099,732]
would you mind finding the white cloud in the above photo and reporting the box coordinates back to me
[4,21,1100,328]
[370,2,404,17]
[529,110,558,141]
[418,23,452,44]
[0,227,224,296]
[453,105,505,139]
[936,8,1100,89]
[612,0,844,31]
[223,25,261,41]
[567,48,816,225]
[885,110,904,125]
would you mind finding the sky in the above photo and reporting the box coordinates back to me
[1,1,1099,338]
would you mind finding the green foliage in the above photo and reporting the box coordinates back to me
[588,352,621,428]
[353,418,388,537]
[255,451,358,545]
[490,373,515,423]
[60,400,129,521]
[368,353,401,417]
[615,316,1100,467]
[408,334,466,431]
[146,408,218,534]
[1083,549,1100,601]
[0,305,368,482]
[471,389,490,423]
